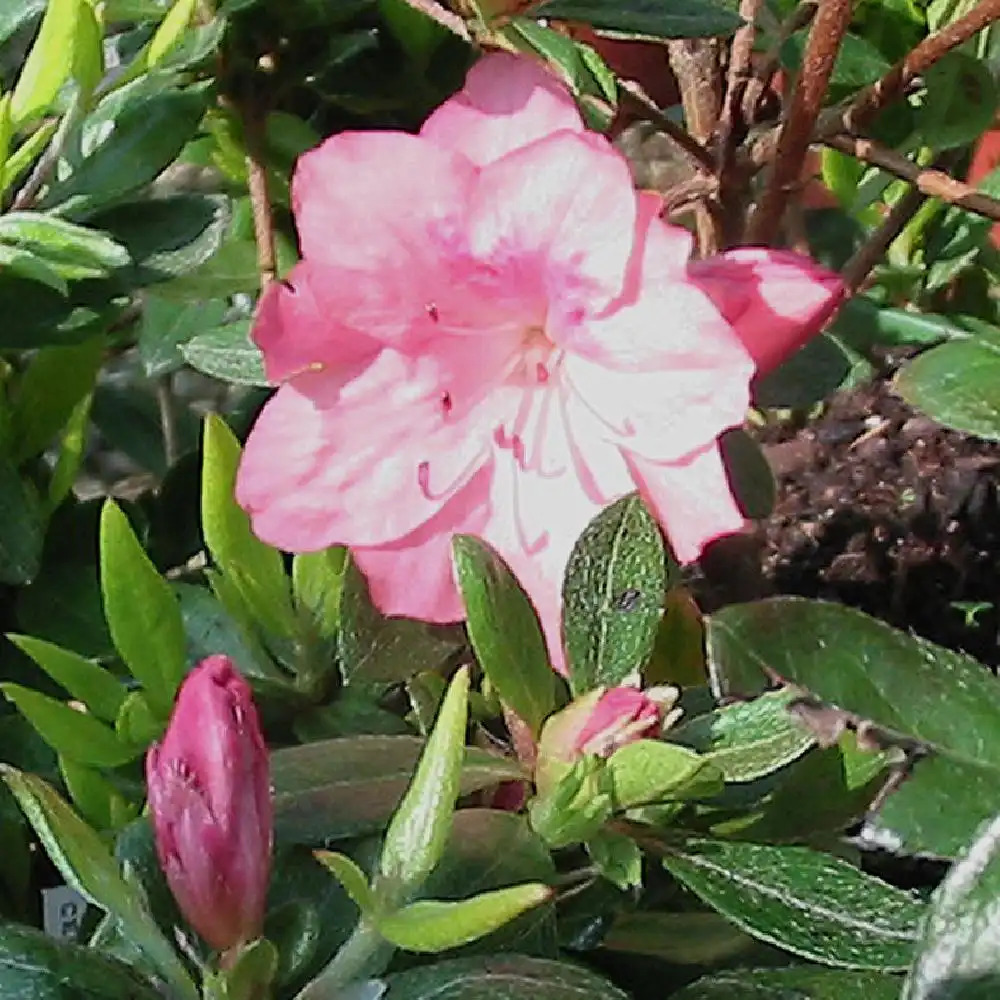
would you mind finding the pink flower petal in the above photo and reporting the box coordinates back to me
[236,339,513,551]
[421,51,584,166]
[624,443,747,563]
[689,248,844,374]
[468,131,638,319]
[290,131,480,346]
[352,465,493,623]
[252,264,380,384]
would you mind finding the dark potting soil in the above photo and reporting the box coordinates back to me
[751,374,1000,668]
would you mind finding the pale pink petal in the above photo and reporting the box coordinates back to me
[252,263,380,384]
[290,131,481,345]
[352,466,493,623]
[689,248,844,374]
[468,131,638,320]
[624,444,747,563]
[236,339,513,551]
[421,51,584,167]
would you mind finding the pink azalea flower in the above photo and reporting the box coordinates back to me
[235,52,843,672]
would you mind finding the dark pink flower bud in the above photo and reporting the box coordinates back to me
[572,687,666,757]
[146,656,272,952]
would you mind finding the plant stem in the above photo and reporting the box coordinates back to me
[618,81,716,174]
[823,134,1000,223]
[11,96,82,210]
[155,374,180,469]
[244,110,277,290]
[839,0,1000,133]
[841,185,928,293]
[292,921,393,1000]
[748,0,853,244]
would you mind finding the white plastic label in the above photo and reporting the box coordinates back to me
[42,884,88,940]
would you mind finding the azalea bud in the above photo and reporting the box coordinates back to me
[146,656,272,953]
[535,685,680,796]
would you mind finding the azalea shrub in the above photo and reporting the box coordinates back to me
[2,1,1000,1000]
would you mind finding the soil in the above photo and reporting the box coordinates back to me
[750,373,1000,667]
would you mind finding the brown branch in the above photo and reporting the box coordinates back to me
[619,81,716,174]
[840,0,1000,134]
[246,137,276,290]
[840,186,928,293]
[825,134,1000,222]
[747,0,853,244]
[715,0,765,244]
[667,39,724,254]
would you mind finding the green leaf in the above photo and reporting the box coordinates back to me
[662,839,924,970]
[903,812,1000,999]
[452,534,556,736]
[532,0,743,38]
[59,755,137,831]
[586,829,642,890]
[0,245,68,294]
[0,0,45,48]
[315,850,374,912]
[780,31,890,91]
[671,688,816,783]
[707,598,1000,855]
[673,967,904,1000]
[11,338,104,462]
[0,921,165,1000]
[918,52,999,150]
[719,428,775,520]
[44,86,208,218]
[752,333,853,409]
[384,955,629,1000]
[0,456,44,584]
[139,295,228,376]
[338,559,466,684]
[607,739,721,808]
[0,213,130,279]
[0,768,198,1000]
[10,0,84,125]
[181,320,272,385]
[99,500,187,717]
[602,910,753,964]
[6,633,127,723]
[271,736,523,845]
[377,668,469,902]
[377,885,552,953]
[201,414,296,638]
[292,547,348,639]
[895,334,1000,441]
[0,683,137,767]
[88,194,231,285]
[563,493,668,694]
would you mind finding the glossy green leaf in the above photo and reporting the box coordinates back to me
[0,244,68,294]
[377,668,469,902]
[673,967,903,1000]
[292,547,348,639]
[608,739,721,808]
[139,295,228,376]
[148,0,199,65]
[87,194,230,285]
[71,0,103,101]
[452,534,556,735]
[752,333,853,409]
[0,213,130,279]
[43,87,208,218]
[563,493,668,694]
[780,30,890,90]
[0,921,165,1000]
[903,812,1000,999]
[662,839,923,970]
[0,456,44,584]
[720,428,775,520]
[384,955,629,1000]
[10,0,83,125]
[707,599,1000,856]
[11,338,104,462]
[6,633,127,722]
[181,320,272,385]
[377,885,552,953]
[586,829,642,890]
[602,910,754,964]
[532,0,743,38]
[271,736,523,844]
[0,768,198,1000]
[895,334,1000,441]
[671,689,816,783]
[201,414,296,638]
[99,500,187,717]
[59,755,136,831]
[0,0,45,48]
[0,683,137,767]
